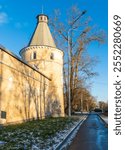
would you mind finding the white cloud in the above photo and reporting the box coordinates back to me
[0,12,8,24]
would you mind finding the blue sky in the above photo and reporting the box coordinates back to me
[0,0,108,102]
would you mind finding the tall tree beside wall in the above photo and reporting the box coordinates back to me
[50,5,105,113]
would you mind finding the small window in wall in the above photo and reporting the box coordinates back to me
[33,52,36,59]
[50,53,54,60]
[1,111,6,119]
[31,52,37,60]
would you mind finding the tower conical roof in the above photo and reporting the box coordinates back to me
[28,14,56,48]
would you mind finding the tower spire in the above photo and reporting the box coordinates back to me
[28,14,56,47]
[42,5,44,14]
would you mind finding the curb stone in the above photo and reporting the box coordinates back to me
[54,116,87,150]
[98,114,108,127]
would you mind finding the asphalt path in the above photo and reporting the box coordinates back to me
[68,113,108,150]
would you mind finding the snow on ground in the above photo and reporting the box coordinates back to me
[42,116,87,150]
[0,116,87,150]
[0,141,6,146]
[56,119,85,150]
[101,115,108,124]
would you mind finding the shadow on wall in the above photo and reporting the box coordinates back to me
[1,52,47,123]
[1,50,62,124]
[45,74,61,117]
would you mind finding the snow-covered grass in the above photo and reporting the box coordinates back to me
[0,117,81,150]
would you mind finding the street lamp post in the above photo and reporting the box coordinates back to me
[67,10,86,116]
[68,30,70,116]
[67,28,72,117]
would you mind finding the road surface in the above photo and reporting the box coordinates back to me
[68,113,108,150]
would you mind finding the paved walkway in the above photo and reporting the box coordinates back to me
[68,114,108,150]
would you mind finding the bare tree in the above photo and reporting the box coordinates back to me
[98,101,108,112]
[72,87,97,112]
[50,5,105,114]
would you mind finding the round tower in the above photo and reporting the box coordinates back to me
[20,14,64,117]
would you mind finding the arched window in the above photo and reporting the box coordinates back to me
[50,53,54,60]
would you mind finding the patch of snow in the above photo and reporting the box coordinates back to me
[101,115,108,124]
[54,116,87,150]
[31,144,40,150]
[32,116,87,150]
[102,118,108,124]
[0,116,87,150]
[0,141,6,145]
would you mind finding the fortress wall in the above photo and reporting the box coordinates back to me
[0,48,49,124]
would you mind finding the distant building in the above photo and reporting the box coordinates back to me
[0,14,64,124]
